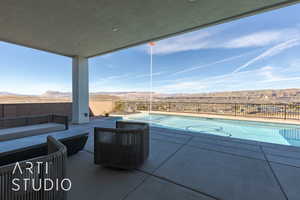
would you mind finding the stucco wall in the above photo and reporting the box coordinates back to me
[0,103,72,119]
[0,100,116,119]
[89,100,116,116]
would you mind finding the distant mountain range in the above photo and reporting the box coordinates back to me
[158,89,300,104]
[1,88,300,104]
[41,91,71,98]
[0,92,24,96]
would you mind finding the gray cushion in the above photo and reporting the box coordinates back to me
[0,123,65,141]
[0,128,89,155]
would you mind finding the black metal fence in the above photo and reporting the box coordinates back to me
[116,101,300,120]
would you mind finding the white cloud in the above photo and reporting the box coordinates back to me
[90,85,146,93]
[224,29,298,48]
[282,59,300,73]
[90,72,165,92]
[151,30,213,55]
[149,28,300,55]
[135,72,165,78]
[225,31,281,48]
[95,74,133,82]
[90,58,300,93]
[233,37,300,73]
[155,64,300,93]
[171,49,260,76]
[98,53,113,59]
[0,82,71,95]
[258,65,300,83]
[90,74,133,91]
[158,81,207,92]
[261,76,300,83]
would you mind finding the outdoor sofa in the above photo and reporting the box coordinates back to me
[0,136,67,200]
[0,114,69,141]
[0,128,89,166]
[94,121,149,169]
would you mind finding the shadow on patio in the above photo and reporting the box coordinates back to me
[67,118,300,200]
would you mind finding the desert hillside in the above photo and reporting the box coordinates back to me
[0,91,120,104]
[0,88,300,104]
[0,94,70,103]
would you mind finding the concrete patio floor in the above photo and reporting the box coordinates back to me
[67,118,300,200]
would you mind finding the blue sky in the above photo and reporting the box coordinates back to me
[1,4,300,95]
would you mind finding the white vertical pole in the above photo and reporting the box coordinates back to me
[149,45,153,121]
[72,56,89,124]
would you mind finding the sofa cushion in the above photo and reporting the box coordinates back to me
[0,128,89,159]
[0,123,65,141]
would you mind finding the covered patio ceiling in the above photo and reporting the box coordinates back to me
[0,0,299,58]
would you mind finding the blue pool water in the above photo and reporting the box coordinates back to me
[125,113,300,147]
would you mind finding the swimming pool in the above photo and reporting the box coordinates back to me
[125,113,300,147]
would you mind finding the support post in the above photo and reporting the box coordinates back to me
[72,56,89,124]
[284,104,287,120]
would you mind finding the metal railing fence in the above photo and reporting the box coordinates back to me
[116,101,300,120]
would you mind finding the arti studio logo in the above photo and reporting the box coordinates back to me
[11,161,72,192]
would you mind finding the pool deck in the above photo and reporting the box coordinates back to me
[129,111,300,125]
[66,118,300,200]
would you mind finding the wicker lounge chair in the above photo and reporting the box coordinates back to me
[94,121,149,170]
[0,136,67,200]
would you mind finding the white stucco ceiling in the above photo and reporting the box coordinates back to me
[0,0,299,57]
